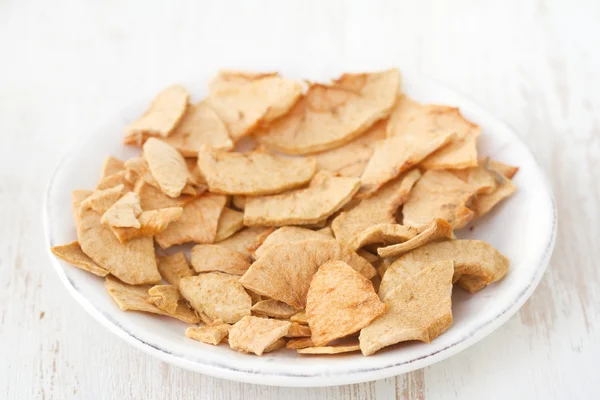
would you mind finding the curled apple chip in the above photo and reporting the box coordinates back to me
[143,138,189,198]
[465,159,518,218]
[214,208,244,242]
[156,253,194,287]
[134,180,195,211]
[208,70,279,93]
[387,95,480,169]
[360,126,455,197]
[101,156,125,179]
[76,191,160,285]
[353,223,417,251]
[96,170,134,191]
[179,272,251,323]
[216,226,275,259]
[206,75,303,142]
[290,310,308,325]
[228,316,291,356]
[286,337,314,350]
[306,261,386,346]
[155,194,226,249]
[254,226,334,259]
[110,207,183,243]
[377,219,454,258]
[285,322,312,338]
[402,170,480,229]
[105,276,199,324]
[124,84,189,141]
[161,102,233,156]
[240,239,376,309]
[381,240,509,295]
[251,299,298,319]
[359,260,454,356]
[244,174,360,226]
[101,192,142,228]
[147,285,180,314]
[297,343,361,355]
[256,69,400,155]
[186,320,230,345]
[332,169,421,248]
[51,241,109,277]
[474,179,516,217]
[81,184,127,215]
[197,146,317,196]
[190,244,250,275]
[314,119,387,177]
[232,195,246,210]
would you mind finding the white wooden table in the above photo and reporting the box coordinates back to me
[1,0,598,398]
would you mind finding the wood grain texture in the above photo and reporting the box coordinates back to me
[1,0,598,398]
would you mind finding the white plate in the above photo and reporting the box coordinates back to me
[43,71,557,387]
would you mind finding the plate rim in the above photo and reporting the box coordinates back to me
[43,73,557,387]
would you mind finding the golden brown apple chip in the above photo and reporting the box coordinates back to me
[96,170,133,191]
[239,240,376,309]
[143,138,189,198]
[208,70,279,93]
[216,226,275,259]
[206,75,303,142]
[81,184,127,215]
[286,337,314,349]
[488,159,519,179]
[214,208,244,242]
[197,146,317,196]
[156,253,194,287]
[460,159,517,218]
[381,240,509,294]
[134,180,195,211]
[256,69,400,155]
[161,102,233,156]
[76,192,161,285]
[314,119,387,177]
[254,226,334,259]
[232,196,246,210]
[105,276,199,323]
[306,261,386,346]
[155,194,226,249]
[387,95,480,169]
[264,338,287,353]
[359,260,454,356]
[297,343,361,354]
[228,316,291,356]
[101,192,142,228]
[377,219,454,258]
[332,169,421,248]
[124,84,189,141]
[359,129,455,197]
[110,207,183,243]
[185,321,230,345]
[147,285,180,314]
[190,244,251,275]
[290,310,308,325]
[101,156,125,179]
[474,179,516,217]
[352,224,417,251]
[285,322,312,338]
[402,170,480,229]
[51,241,109,277]
[179,272,251,323]
[251,299,298,319]
[72,190,93,220]
[244,174,360,226]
